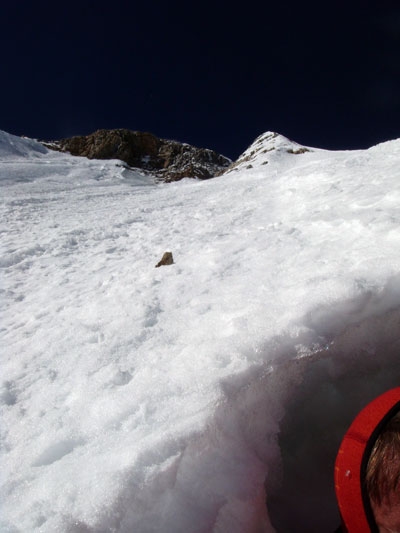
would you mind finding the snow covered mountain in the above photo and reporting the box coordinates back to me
[1,129,400,532]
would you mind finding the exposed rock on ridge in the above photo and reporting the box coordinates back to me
[219,132,313,175]
[44,129,231,182]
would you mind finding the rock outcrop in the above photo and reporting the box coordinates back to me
[44,129,231,182]
[155,252,174,268]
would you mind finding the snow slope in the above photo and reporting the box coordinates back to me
[1,129,400,532]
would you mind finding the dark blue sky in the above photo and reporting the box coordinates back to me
[2,1,399,159]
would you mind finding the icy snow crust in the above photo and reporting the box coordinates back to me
[1,129,400,531]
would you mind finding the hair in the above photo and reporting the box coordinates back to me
[365,410,400,506]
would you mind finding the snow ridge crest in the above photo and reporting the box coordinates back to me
[222,131,313,175]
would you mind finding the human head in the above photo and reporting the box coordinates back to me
[334,387,400,532]
[365,411,400,533]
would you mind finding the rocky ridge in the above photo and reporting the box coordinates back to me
[44,129,231,182]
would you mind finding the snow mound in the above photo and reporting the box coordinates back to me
[0,130,156,187]
[0,130,49,158]
[224,131,317,174]
[1,130,400,532]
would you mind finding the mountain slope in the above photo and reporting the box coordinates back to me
[0,130,48,158]
[1,130,400,532]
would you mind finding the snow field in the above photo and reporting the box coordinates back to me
[1,130,400,531]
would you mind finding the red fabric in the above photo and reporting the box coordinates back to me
[334,388,400,532]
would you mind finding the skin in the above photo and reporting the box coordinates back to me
[372,496,400,533]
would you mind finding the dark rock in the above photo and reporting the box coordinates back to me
[43,129,231,182]
[286,147,310,155]
[155,252,174,268]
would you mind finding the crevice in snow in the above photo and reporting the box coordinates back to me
[206,279,400,532]
[266,308,400,531]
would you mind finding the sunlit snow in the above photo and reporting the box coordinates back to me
[1,130,400,532]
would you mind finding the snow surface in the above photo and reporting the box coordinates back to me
[1,129,400,532]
